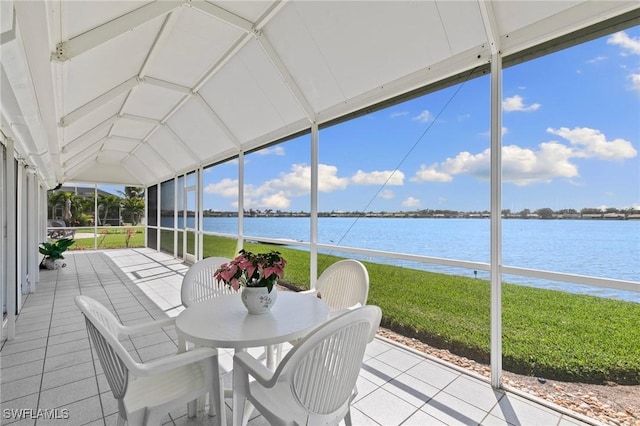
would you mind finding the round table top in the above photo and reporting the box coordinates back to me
[175,291,330,349]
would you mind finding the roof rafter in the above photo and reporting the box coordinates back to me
[51,1,185,62]
[59,77,138,127]
[189,0,253,32]
[194,93,241,149]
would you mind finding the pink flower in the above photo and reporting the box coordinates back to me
[213,250,286,293]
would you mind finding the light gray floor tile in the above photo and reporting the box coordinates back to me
[421,390,492,426]
[38,377,99,410]
[382,372,440,407]
[37,395,103,426]
[353,387,419,425]
[405,358,461,390]
[1,359,45,383]
[41,361,96,390]
[0,374,42,402]
[443,374,504,412]
[489,392,563,426]
[375,345,424,372]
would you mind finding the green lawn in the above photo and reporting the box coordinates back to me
[204,234,640,385]
[67,232,640,384]
[70,227,145,250]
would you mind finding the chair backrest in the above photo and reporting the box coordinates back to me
[74,296,137,403]
[315,259,369,312]
[274,305,381,423]
[181,256,235,307]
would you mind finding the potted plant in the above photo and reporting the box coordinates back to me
[214,249,286,314]
[39,237,75,270]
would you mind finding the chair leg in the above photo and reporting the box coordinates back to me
[187,399,197,417]
[344,408,353,426]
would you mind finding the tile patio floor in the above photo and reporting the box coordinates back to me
[1,248,596,426]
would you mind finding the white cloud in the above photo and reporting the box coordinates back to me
[413,110,433,122]
[379,189,394,199]
[411,164,453,182]
[607,31,640,55]
[547,127,637,160]
[256,146,285,156]
[203,178,238,197]
[411,127,637,187]
[390,111,409,118]
[402,197,420,207]
[502,95,541,112]
[630,73,640,93]
[258,191,290,209]
[350,170,404,185]
[586,56,607,64]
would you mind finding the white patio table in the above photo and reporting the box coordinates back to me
[175,291,330,426]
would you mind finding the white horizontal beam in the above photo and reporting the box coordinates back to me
[189,1,253,33]
[256,31,315,121]
[107,135,141,144]
[59,77,139,127]
[143,76,192,94]
[62,115,118,155]
[52,1,184,61]
[121,113,160,125]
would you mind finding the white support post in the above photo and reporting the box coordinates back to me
[198,167,203,261]
[6,138,16,340]
[310,123,319,287]
[27,170,37,293]
[237,151,244,253]
[490,52,503,389]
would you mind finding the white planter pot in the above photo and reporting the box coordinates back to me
[241,285,277,315]
[44,258,65,270]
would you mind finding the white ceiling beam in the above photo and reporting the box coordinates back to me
[163,124,201,163]
[255,31,316,121]
[189,1,253,33]
[192,33,253,92]
[63,141,101,170]
[139,10,178,78]
[479,0,500,55]
[62,115,118,154]
[59,77,139,127]
[121,113,161,125]
[51,1,185,62]
[143,76,192,94]
[194,93,241,149]
[107,135,141,144]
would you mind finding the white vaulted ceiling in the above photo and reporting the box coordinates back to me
[1,1,639,188]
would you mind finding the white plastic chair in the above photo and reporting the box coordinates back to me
[307,259,370,316]
[74,295,222,425]
[232,305,382,426]
[181,256,235,308]
[275,259,370,363]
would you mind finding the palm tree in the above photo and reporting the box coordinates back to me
[47,191,68,219]
[98,194,121,226]
[121,197,145,225]
[118,187,144,225]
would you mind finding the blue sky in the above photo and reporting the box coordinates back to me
[204,27,640,213]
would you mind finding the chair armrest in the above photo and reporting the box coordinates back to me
[133,346,218,377]
[234,351,276,388]
[120,316,176,336]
